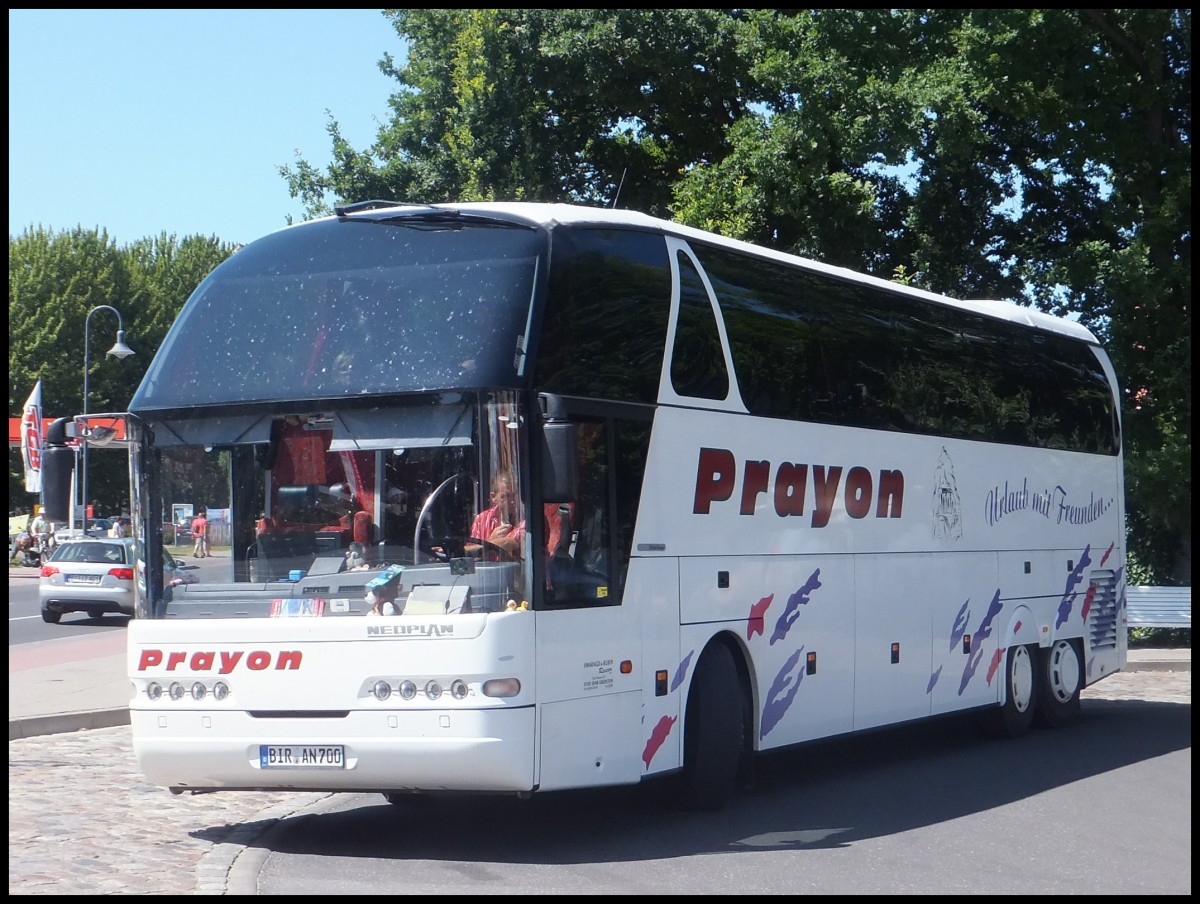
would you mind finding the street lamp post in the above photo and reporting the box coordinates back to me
[81,305,135,537]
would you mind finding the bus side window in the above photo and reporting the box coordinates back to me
[574,507,608,577]
[546,421,613,607]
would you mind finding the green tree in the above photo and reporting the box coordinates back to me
[8,228,234,512]
[280,9,754,216]
[281,9,1190,581]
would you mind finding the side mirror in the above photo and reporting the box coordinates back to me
[539,393,577,503]
[41,417,76,523]
[75,413,129,447]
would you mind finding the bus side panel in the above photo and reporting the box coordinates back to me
[929,553,1006,717]
[534,563,662,788]
[853,554,937,728]
[628,556,683,779]
[679,554,856,750]
[538,692,643,791]
[997,550,1062,602]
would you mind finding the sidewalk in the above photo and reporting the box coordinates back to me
[8,627,1190,740]
[8,630,131,739]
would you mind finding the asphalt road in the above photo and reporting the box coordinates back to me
[245,670,1191,895]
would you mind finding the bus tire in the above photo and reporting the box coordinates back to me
[677,643,743,811]
[979,643,1037,739]
[1033,639,1083,729]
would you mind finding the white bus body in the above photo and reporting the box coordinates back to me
[63,201,1124,808]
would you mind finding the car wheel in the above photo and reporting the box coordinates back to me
[41,608,62,624]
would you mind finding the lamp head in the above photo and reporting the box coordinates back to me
[107,330,135,359]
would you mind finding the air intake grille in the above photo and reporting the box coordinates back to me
[1087,569,1120,650]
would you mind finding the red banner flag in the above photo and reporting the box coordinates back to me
[20,380,43,494]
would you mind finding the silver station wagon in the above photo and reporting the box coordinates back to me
[39,537,136,623]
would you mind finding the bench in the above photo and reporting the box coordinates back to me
[1126,585,1191,629]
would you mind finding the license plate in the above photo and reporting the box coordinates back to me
[259,744,345,769]
[65,574,101,585]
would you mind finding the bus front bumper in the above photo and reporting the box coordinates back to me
[130,706,536,793]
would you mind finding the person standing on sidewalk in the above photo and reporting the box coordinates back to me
[190,510,209,558]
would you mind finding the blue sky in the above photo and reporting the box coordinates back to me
[9,10,403,246]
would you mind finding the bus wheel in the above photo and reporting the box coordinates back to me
[1034,639,1083,729]
[677,643,743,811]
[979,643,1037,739]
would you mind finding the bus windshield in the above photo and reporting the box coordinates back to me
[131,214,543,410]
[139,391,535,618]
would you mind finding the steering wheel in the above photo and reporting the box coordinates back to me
[428,536,511,562]
[412,472,478,565]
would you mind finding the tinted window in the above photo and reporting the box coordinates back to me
[670,252,729,400]
[536,227,671,403]
[695,243,1117,454]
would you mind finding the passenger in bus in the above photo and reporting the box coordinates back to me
[467,472,525,558]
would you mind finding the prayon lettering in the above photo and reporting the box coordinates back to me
[136,649,302,673]
[692,447,904,527]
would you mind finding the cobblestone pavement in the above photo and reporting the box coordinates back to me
[8,669,1190,895]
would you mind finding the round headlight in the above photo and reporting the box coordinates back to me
[212,682,230,701]
[146,682,163,701]
[398,680,417,700]
[450,679,469,700]
[372,680,392,701]
[190,682,207,700]
[425,680,442,700]
[168,682,186,701]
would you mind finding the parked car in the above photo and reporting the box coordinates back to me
[163,548,197,586]
[39,537,135,623]
[163,521,192,545]
[51,517,113,544]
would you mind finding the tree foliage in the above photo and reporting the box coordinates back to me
[8,228,234,513]
[281,9,1190,581]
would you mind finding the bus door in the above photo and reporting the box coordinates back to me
[533,409,652,791]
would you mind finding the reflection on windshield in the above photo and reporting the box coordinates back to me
[147,393,532,617]
[132,218,541,408]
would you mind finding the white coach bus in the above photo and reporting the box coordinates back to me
[45,201,1127,809]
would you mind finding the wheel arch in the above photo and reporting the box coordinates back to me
[1002,603,1042,650]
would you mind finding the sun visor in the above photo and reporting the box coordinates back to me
[328,405,473,452]
[147,414,274,447]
